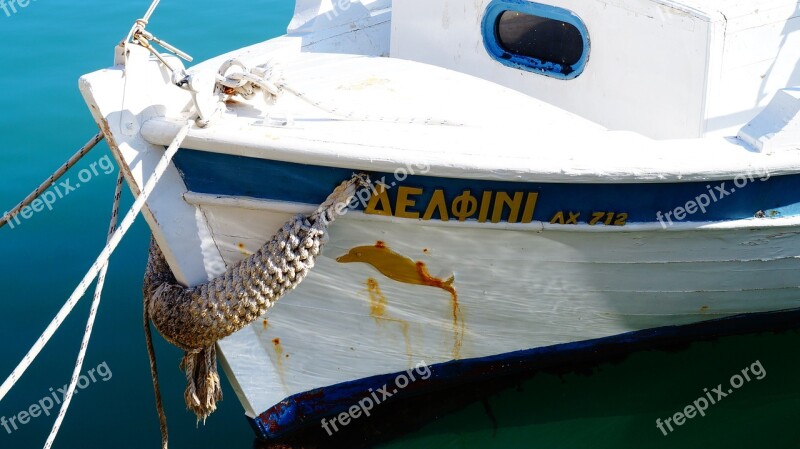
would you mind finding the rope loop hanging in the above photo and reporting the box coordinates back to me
[143,173,370,448]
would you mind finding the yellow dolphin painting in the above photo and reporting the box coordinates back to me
[336,241,456,296]
[337,241,463,358]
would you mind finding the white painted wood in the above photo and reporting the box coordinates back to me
[288,0,391,56]
[78,46,225,286]
[739,88,800,153]
[289,0,389,33]
[194,196,800,416]
[391,0,800,140]
[703,1,800,137]
[140,53,799,184]
[392,0,715,139]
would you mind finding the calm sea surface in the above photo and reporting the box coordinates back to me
[1,2,799,448]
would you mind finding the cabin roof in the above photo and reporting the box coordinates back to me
[661,0,799,22]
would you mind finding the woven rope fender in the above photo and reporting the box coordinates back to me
[143,173,370,428]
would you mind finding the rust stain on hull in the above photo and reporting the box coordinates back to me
[272,338,288,387]
[339,242,464,359]
[366,278,388,318]
[366,278,413,364]
[237,242,252,256]
[99,117,140,197]
[415,261,463,358]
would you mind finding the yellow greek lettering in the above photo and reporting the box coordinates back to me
[478,191,492,223]
[452,190,478,222]
[566,211,580,225]
[491,192,524,223]
[550,211,565,224]
[423,189,449,221]
[365,183,393,217]
[395,186,422,219]
[521,192,538,223]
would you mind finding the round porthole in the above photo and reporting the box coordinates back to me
[482,0,590,79]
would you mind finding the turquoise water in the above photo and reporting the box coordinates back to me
[1,1,799,448]
[0,2,292,448]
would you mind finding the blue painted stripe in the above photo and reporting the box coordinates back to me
[250,307,800,441]
[172,149,800,224]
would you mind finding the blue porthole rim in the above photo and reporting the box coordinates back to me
[481,0,591,80]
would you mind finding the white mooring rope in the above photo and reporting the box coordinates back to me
[0,2,185,446]
[0,133,104,230]
[0,122,190,411]
[43,172,124,449]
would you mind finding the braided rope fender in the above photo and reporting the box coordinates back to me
[143,173,370,423]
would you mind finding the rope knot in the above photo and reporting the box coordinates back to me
[216,59,285,104]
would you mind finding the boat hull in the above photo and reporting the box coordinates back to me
[169,150,800,433]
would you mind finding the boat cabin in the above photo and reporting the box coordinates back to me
[291,0,800,140]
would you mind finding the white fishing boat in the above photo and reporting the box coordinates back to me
[76,0,800,443]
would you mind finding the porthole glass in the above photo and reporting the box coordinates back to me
[483,1,590,79]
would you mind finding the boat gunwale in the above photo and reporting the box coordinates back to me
[141,118,800,184]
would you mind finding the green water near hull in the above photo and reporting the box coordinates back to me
[0,1,798,448]
[377,332,800,449]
